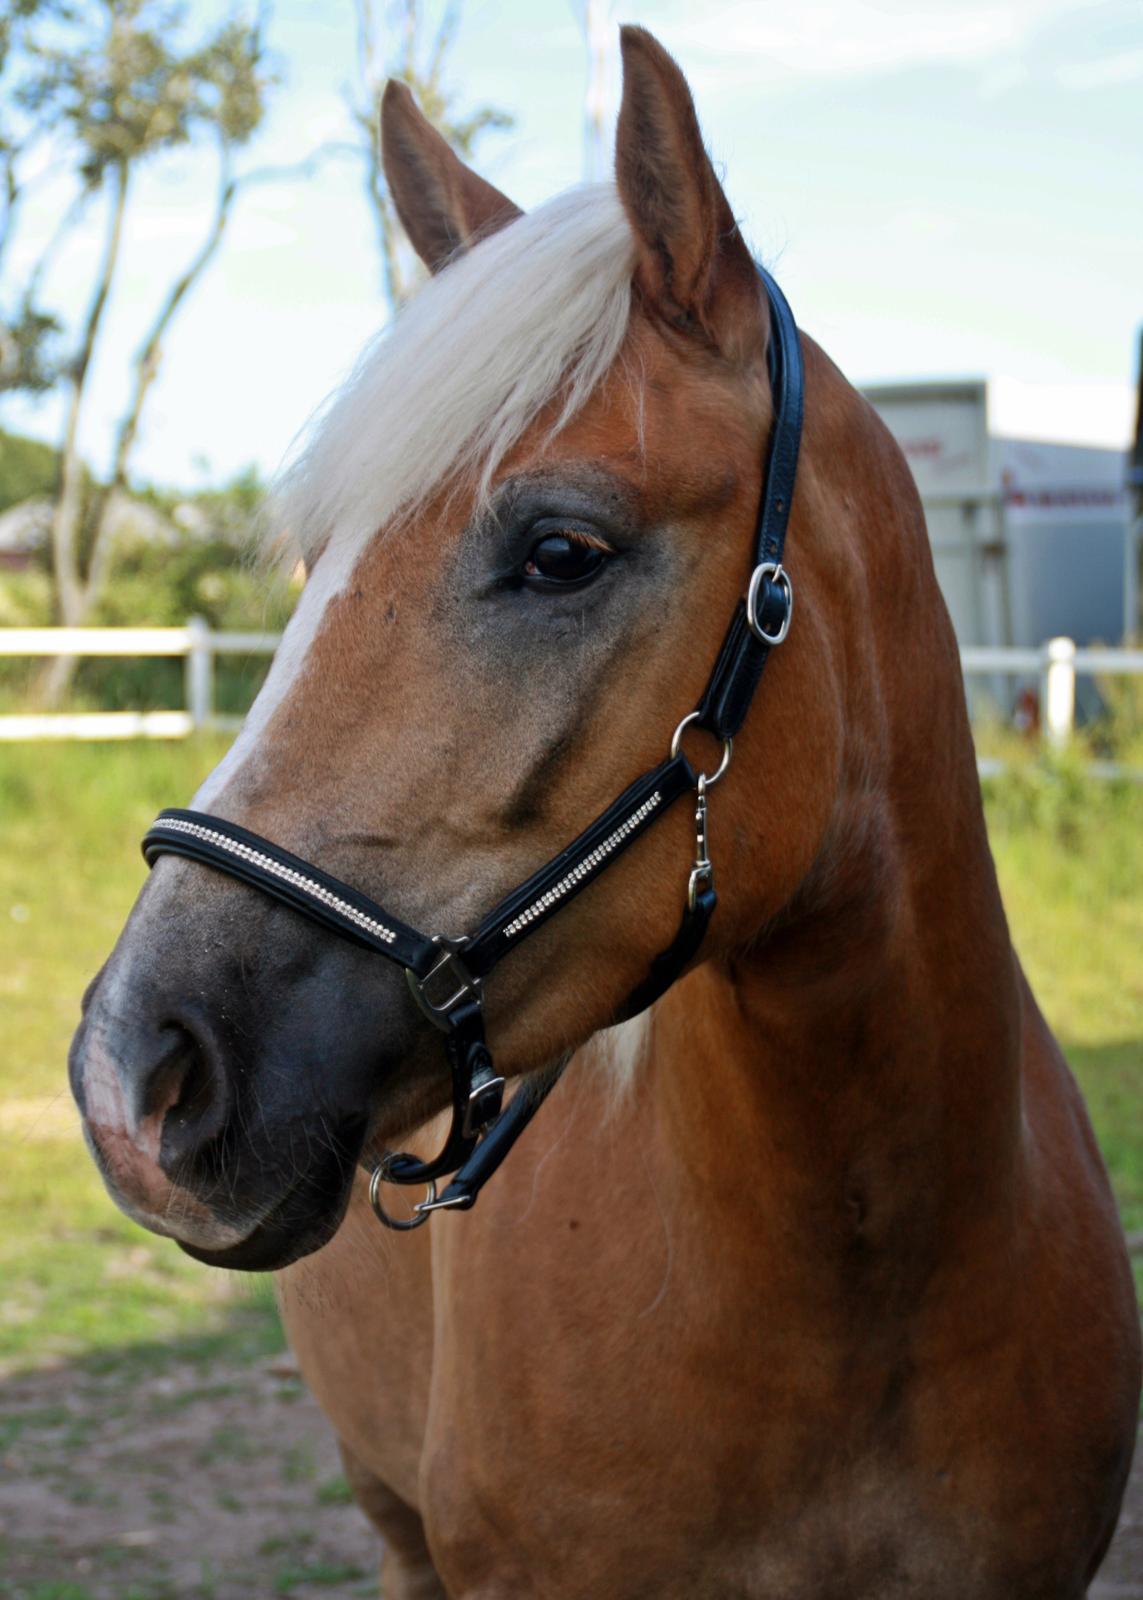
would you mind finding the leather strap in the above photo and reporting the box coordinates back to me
[616,883,718,1022]
[140,758,697,1195]
[429,1056,569,1212]
[380,995,504,1184]
[143,808,437,975]
[696,266,803,739]
[465,753,696,977]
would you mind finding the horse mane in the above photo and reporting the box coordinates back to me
[270,184,637,567]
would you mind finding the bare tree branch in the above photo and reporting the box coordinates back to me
[48,157,129,630]
[428,0,462,89]
[400,0,417,79]
[355,0,378,88]
[349,0,514,317]
[81,137,354,610]
[240,139,358,190]
[84,144,238,606]
[0,150,19,277]
[19,178,92,316]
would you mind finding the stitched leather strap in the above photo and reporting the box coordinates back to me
[429,1057,569,1211]
[696,265,803,739]
[143,809,437,974]
[140,758,696,1194]
[616,883,718,1022]
[465,753,696,977]
[379,996,504,1184]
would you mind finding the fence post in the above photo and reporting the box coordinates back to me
[1127,512,1141,643]
[1042,636,1076,750]
[184,616,214,732]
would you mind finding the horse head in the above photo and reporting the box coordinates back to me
[69,28,944,1270]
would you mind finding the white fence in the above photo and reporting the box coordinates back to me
[0,620,278,741]
[1,622,1142,747]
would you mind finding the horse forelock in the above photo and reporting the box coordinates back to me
[194,186,638,812]
[269,183,639,574]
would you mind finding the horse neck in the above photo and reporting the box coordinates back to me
[646,351,1023,1268]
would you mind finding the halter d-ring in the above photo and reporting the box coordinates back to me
[670,711,732,787]
[369,1157,436,1231]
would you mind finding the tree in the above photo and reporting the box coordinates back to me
[1,1,514,705]
[0,0,72,393]
[4,0,275,701]
[351,0,513,314]
[0,0,53,272]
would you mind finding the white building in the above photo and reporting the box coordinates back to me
[863,380,1135,653]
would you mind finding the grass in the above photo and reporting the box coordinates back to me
[1,737,1141,1379]
[314,1473,353,1507]
[981,750,1143,1231]
[0,738,281,1374]
[271,1563,369,1594]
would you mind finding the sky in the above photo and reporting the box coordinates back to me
[1,0,1141,491]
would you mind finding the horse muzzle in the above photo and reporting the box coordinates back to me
[67,856,415,1270]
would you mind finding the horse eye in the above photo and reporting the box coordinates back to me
[523,533,607,587]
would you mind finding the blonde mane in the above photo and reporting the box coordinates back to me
[273,184,637,566]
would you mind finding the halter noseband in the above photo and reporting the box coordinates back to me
[142,264,804,1229]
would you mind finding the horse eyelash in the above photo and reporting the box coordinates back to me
[557,528,615,555]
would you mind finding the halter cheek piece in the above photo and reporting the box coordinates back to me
[142,265,804,1230]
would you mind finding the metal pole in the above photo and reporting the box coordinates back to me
[184,616,214,732]
[1125,512,1141,643]
[1043,636,1076,751]
[581,0,612,181]
[1127,326,1141,640]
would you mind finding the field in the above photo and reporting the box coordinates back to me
[2,738,1142,1595]
[1,741,385,1599]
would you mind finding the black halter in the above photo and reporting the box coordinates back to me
[142,264,804,1228]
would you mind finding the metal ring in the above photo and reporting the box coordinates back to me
[368,1157,436,1231]
[669,711,732,786]
[746,561,793,646]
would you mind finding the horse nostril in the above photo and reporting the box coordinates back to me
[145,1021,229,1168]
[142,1025,199,1119]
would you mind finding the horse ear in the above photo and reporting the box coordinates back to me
[380,80,522,274]
[615,26,760,355]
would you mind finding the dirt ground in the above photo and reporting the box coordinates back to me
[1096,1454,1143,1599]
[0,1348,379,1600]
[1,1347,1139,1599]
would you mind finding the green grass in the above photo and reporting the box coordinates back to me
[20,1587,99,1600]
[982,752,1143,1230]
[1,738,1141,1377]
[272,1563,369,1594]
[0,738,281,1374]
[315,1473,354,1507]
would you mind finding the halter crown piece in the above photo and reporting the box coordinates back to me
[142,265,805,1231]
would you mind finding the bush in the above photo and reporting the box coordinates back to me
[0,425,59,510]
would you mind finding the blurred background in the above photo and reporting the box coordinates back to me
[1,2,1141,1596]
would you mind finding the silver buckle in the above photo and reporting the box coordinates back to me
[406,936,482,1031]
[746,561,793,646]
[461,1067,506,1140]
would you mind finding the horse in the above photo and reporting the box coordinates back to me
[68,26,1139,1599]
